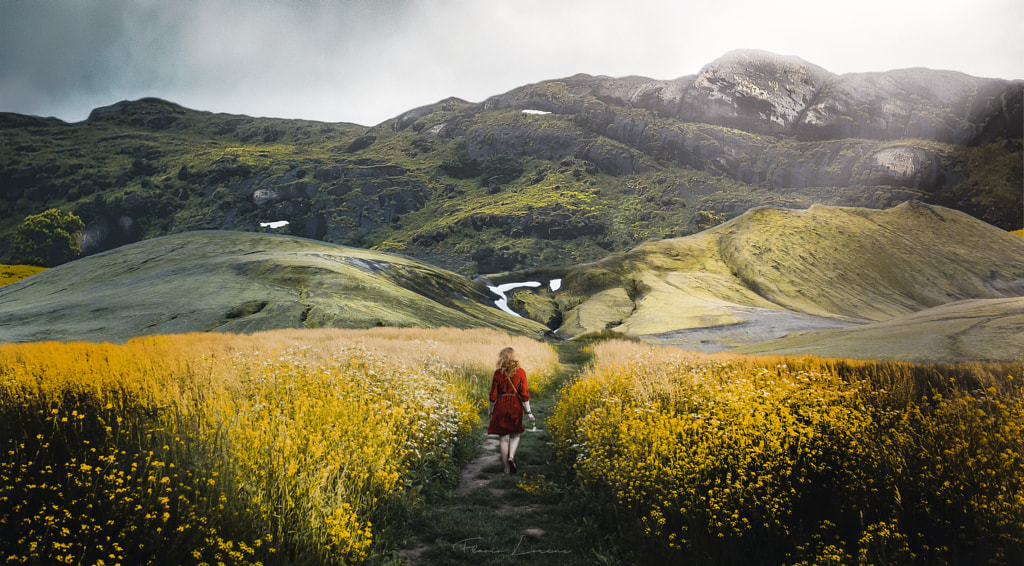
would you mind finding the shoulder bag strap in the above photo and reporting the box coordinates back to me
[505,371,526,409]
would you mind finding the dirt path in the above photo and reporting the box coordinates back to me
[394,344,600,565]
[453,436,499,497]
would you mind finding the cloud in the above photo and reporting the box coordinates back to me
[1,0,1021,125]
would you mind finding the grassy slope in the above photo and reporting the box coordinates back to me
[0,231,547,344]
[548,202,1024,360]
[0,103,367,240]
[735,297,1024,363]
[713,201,1024,320]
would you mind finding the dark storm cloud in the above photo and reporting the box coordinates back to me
[0,0,409,122]
[1,2,131,105]
[1,0,1022,125]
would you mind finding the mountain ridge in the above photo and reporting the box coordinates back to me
[1,49,1020,276]
[471,48,1022,144]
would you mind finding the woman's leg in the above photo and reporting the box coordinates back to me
[508,433,521,463]
[499,435,510,474]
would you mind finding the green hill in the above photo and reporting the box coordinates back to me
[1,51,1020,276]
[503,201,1024,361]
[734,296,1024,363]
[0,231,547,344]
[2,202,1019,362]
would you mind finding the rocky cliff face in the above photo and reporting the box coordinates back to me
[1,51,1020,273]
[481,50,1021,144]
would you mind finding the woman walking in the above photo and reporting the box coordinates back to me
[487,346,535,475]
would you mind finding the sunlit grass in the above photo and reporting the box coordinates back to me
[0,264,46,287]
[0,328,558,565]
[549,340,1024,565]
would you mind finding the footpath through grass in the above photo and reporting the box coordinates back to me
[393,341,618,566]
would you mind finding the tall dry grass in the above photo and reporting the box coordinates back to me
[0,327,559,565]
[227,326,561,397]
[550,340,1024,565]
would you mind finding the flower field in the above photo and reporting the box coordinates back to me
[0,328,559,565]
[0,264,46,287]
[549,341,1024,565]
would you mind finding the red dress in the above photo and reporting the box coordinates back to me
[488,367,529,435]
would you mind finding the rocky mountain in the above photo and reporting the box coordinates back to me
[1,50,1020,275]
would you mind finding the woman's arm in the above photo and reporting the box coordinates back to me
[488,370,499,418]
[518,368,530,402]
[519,369,534,422]
[489,370,500,402]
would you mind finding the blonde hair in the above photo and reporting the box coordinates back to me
[497,346,519,378]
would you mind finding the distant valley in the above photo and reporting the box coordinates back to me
[1,49,1021,362]
[1,201,1021,362]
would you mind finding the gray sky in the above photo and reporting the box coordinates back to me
[1,0,1021,126]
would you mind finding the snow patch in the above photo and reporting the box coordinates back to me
[487,280,562,316]
[522,109,551,115]
[487,281,542,317]
[259,220,289,229]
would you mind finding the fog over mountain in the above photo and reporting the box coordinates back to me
[1,0,1021,126]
